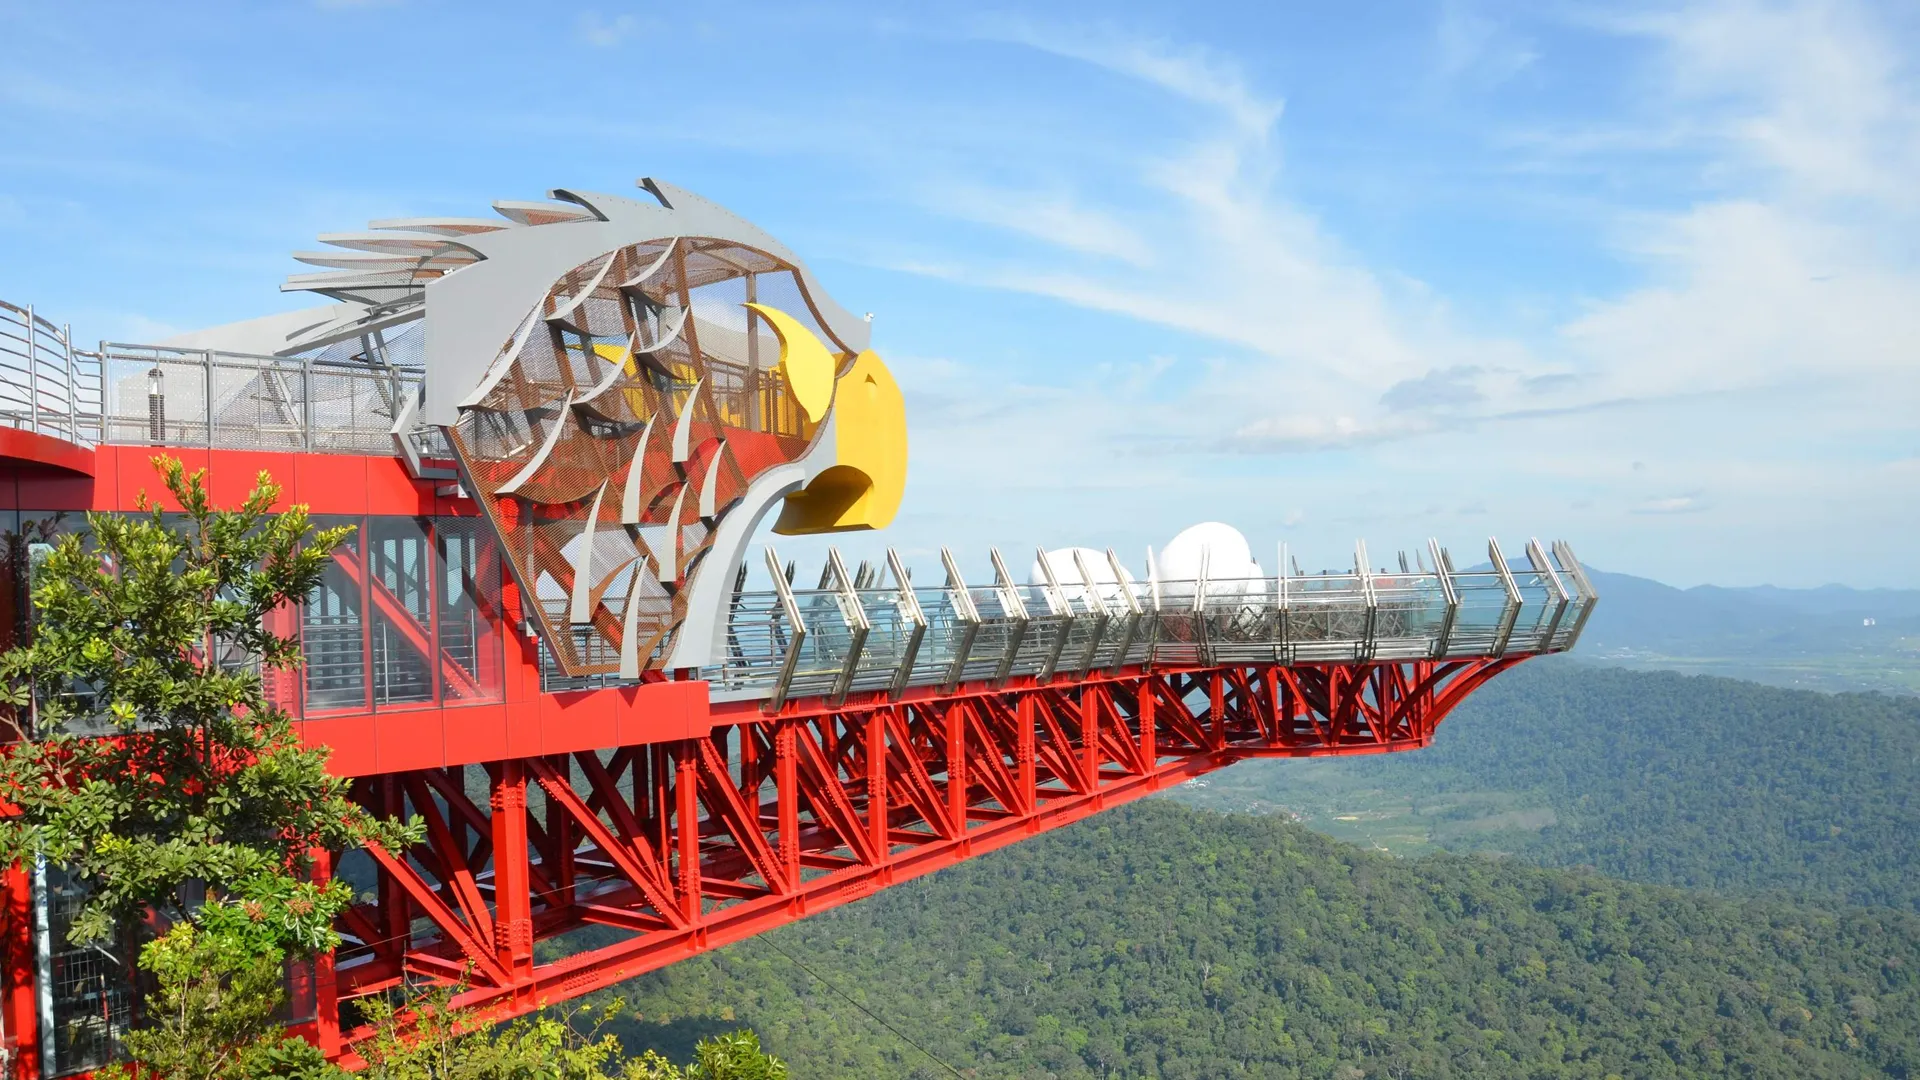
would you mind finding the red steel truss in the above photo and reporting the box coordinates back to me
[312,657,1519,1056]
[0,443,1554,1074]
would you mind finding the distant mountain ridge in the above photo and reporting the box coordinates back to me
[1568,567,1920,692]
[1582,568,1920,639]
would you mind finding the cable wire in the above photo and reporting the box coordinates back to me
[745,933,967,1079]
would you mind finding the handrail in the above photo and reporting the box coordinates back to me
[1103,548,1141,675]
[701,539,1596,707]
[1428,537,1459,658]
[764,546,808,711]
[886,548,927,699]
[825,548,869,705]
[0,299,426,456]
[1031,546,1073,684]
[0,299,95,444]
[988,548,1029,687]
[1068,548,1111,679]
[1488,537,1524,658]
[938,547,980,693]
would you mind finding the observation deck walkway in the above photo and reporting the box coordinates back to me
[698,537,1592,705]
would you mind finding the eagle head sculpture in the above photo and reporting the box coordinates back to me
[320,179,908,678]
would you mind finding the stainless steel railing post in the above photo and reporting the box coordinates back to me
[62,323,74,439]
[826,548,869,706]
[1528,537,1571,653]
[24,304,37,433]
[938,547,981,693]
[988,548,1028,686]
[1488,538,1523,657]
[885,548,926,699]
[203,349,214,447]
[763,546,808,712]
[1428,538,1459,659]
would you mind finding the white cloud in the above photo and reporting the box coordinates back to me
[1605,0,1920,203]
[1435,2,1539,87]
[864,2,1920,583]
[988,22,1286,137]
[926,185,1155,266]
[1632,495,1709,515]
[576,12,644,48]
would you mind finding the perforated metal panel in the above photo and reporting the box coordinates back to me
[447,237,830,676]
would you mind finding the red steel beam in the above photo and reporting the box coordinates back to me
[323,656,1524,1055]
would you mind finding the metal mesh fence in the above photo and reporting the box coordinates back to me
[95,343,418,453]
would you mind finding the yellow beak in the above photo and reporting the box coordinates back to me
[745,303,907,535]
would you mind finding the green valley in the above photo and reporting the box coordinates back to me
[1175,661,1920,909]
[608,802,1920,1079]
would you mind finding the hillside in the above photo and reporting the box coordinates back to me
[1174,661,1920,909]
[608,802,1920,1080]
[1575,569,1920,693]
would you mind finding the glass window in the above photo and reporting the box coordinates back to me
[367,517,435,708]
[435,517,504,703]
[303,515,368,714]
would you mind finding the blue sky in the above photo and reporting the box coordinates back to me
[3,1,1918,587]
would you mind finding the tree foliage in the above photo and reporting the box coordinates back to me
[356,986,782,1080]
[1203,661,1920,909]
[101,924,335,1080]
[0,457,414,951]
[607,801,1920,1079]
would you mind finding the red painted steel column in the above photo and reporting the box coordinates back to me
[2,864,38,1080]
[378,777,410,957]
[866,712,888,860]
[1081,687,1101,791]
[1138,676,1155,768]
[1262,668,1282,743]
[946,703,967,836]
[1209,672,1225,749]
[548,785,576,909]
[774,723,799,892]
[310,848,341,1057]
[491,761,535,989]
[675,741,702,924]
[650,744,672,869]
[1015,692,1037,814]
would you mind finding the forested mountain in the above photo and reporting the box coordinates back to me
[609,802,1920,1079]
[1580,569,1920,648]
[1175,661,1920,909]
[1574,570,1920,692]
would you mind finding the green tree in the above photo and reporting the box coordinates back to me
[107,924,338,1080]
[357,985,777,1080]
[681,1031,786,1080]
[358,986,628,1080]
[0,456,411,949]
[0,458,417,1075]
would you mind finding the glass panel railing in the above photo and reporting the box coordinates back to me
[596,541,1598,702]
[1443,571,1515,658]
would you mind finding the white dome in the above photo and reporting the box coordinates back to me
[1157,522,1263,603]
[1029,547,1125,609]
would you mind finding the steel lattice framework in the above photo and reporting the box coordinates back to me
[314,658,1516,1056]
